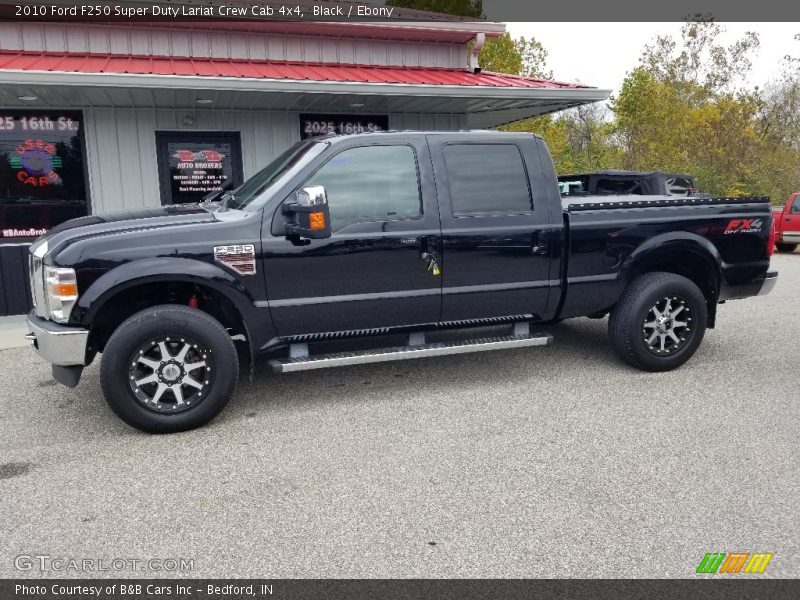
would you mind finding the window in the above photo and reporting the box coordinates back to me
[791,199,800,214]
[666,176,694,195]
[444,144,531,215]
[0,111,88,241]
[596,178,643,195]
[156,131,243,206]
[305,145,421,229]
[228,141,325,210]
[558,180,585,195]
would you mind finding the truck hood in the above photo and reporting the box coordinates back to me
[37,203,223,258]
[45,203,215,237]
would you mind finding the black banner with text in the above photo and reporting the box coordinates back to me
[3,579,800,600]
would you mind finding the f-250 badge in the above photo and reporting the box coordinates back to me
[724,219,763,234]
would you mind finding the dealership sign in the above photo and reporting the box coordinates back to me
[300,113,389,139]
[10,139,63,187]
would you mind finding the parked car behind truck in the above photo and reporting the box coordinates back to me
[26,131,777,433]
[557,170,697,196]
[772,192,800,252]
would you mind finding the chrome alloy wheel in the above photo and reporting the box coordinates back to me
[642,296,694,355]
[128,337,213,413]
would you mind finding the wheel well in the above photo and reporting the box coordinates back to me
[89,281,246,352]
[629,249,720,328]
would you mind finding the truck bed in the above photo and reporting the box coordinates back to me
[557,195,773,320]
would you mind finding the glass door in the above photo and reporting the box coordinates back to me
[156,131,243,205]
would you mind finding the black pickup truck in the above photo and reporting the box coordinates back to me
[26,131,777,433]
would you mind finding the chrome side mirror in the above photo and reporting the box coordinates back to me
[283,185,332,240]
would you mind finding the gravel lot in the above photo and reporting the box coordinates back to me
[1,254,798,579]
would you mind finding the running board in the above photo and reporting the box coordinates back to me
[268,330,553,373]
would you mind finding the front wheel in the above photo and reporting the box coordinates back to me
[775,243,797,253]
[100,305,239,433]
[609,272,707,372]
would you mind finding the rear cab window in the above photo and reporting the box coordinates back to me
[443,143,532,215]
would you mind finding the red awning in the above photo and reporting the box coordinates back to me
[0,50,588,90]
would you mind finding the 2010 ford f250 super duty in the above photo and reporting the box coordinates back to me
[25,131,778,433]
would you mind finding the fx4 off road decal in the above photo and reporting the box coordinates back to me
[724,218,764,234]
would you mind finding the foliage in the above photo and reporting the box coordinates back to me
[509,20,797,205]
[479,33,552,79]
[380,8,799,203]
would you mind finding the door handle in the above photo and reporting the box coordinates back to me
[532,230,549,255]
[417,235,438,259]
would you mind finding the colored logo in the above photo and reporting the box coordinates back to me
[696,552,773,574]
[173,150,223,163]
[724,218,763,234]
[9,139,62,186]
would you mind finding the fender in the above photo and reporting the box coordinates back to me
[73,257,257,325]
[620,231,723,287]
[69,257,269,366]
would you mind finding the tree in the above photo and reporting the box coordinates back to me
[640,20,760,99]
[502,106,619,173]
[612,22,775,198]
[479,33,552,79]
[385,0,550,78]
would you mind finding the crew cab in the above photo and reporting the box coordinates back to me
[772,192,800,252]
[25,131,777,433]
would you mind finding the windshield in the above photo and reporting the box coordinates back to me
[225,141,326,210]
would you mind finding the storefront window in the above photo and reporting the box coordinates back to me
[0,111,88,241]
[156,132,243,205]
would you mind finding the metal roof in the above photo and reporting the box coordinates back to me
[0,50,588,90]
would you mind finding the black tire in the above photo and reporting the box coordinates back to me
[775,243,797,253]
[609,272,707,372]
[100,305,238,433]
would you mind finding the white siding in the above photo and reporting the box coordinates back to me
[0,23,468,69]
[389,113,466,131]
[82,108,465,212]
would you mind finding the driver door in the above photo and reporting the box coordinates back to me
[261,138,442,336]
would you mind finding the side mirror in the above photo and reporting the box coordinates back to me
[282,185,332,240]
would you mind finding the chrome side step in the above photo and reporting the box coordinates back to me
[268,329,553,373]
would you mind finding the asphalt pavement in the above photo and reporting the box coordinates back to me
[1,253,798,579]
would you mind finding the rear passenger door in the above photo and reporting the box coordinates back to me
[429,134,554,322]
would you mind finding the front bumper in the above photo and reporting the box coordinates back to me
[757,271,778,296]
[26,311,89,367]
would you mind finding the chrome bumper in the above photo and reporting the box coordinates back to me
[26,311,89,366]
[758,271,778,296]
[781,232,800,244]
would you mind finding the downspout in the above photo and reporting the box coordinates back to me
[469,32,485,74]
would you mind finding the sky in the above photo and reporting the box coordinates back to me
[505,22,799,93]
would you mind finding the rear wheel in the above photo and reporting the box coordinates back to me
[776,243,797,253]
[609,272,707,372]
[100,305,239,433]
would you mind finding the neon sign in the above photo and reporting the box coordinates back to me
[9,139,62,186]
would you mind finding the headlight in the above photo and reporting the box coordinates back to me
[45,267,78,323]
